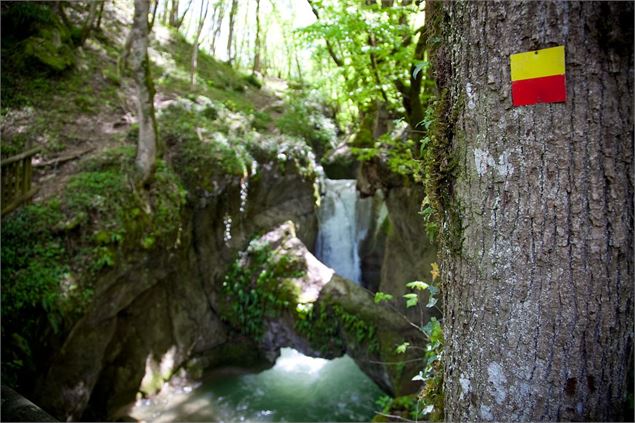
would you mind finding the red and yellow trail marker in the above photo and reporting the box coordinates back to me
[510,45,566,106]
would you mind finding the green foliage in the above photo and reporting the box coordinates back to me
[374,291,394,304]
[295,297,380,355]
[251,110,272,131]
[373,262,444,420]
[406,263,444,421]
[221,240,304,338]
[1,201,69,326]
[275,93,336,159]
[2,28,120,159]
[1,146,186,388]
[334,304,380,353]
[411,316,444,421]
[0,2,76,108]
[159,104,252,191]
[419,195,439,242]
[351,130,424,183]
[296,301,344,353]
[152,31,255,110]
[374,394,420,422]
[300,1,421,115]
[406,280,429,291]
[403,293,419,308]
[395,342,410,354]
[243,73,263,89]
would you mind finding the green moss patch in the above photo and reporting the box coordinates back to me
[1,146,186,389]
[221,239,304,338]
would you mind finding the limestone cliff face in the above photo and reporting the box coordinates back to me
[382,185,438,321]
[358,159,439,322]
[36,162,318,421]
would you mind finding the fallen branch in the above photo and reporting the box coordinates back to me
[34,147,95,168]
[374,411,415,422]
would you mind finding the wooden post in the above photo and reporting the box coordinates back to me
[1,147,41,217]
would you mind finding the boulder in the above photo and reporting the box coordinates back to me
[220,221,426,396]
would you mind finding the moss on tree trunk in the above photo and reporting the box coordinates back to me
[433,2,633,420]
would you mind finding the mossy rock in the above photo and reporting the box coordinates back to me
[13,11,75,73]
[321,144,359,179]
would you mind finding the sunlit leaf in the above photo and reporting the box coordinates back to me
[404,293,419,308]
[395,342,410,354]
[374,291,394,304]
[406,280,429,291]
[430,262,440,281]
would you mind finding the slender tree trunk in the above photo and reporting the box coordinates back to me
[236,4,250,69]
[252,0,262,73]
[95,0,106,30]
[161,0,169,24]
[79,0,99,45]
[190,0,210,86]
[130,0,159,186]
[226,0,238,65]
[174,0,193,29]
[431,1,633,421]
[149,0,159,31]
[55,1,71,29]
[294,52,303,83]
[306,0,344,67]
[168,0,179,27]
[210,1,225,55]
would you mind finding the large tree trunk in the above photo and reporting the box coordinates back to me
[130,0,159,186]
[432,1,633,421]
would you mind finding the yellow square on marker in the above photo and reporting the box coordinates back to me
[510,45,566,106]
[510,45,565,82]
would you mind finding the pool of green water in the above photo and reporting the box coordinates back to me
[131,348,384,422]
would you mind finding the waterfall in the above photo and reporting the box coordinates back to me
[316,179,373,283]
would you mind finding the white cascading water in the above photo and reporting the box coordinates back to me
[316,179,373,283]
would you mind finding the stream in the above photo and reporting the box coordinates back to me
[130,348,383,422]
[131,179,383,422]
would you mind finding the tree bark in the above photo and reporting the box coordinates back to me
[130,0,159,186]
[432,1,633,421]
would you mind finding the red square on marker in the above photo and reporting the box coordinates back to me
[510,46,566,107]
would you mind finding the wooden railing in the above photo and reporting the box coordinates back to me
[1,147,40,217]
